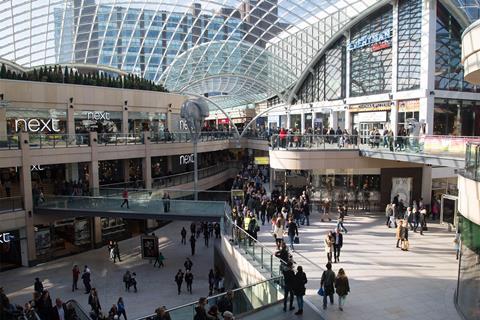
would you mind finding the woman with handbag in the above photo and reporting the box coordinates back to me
[335,268,350,311]
[324,232,333,263]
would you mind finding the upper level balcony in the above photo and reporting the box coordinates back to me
[462,19,480,85]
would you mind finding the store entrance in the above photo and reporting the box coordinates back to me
[359,122,385,144]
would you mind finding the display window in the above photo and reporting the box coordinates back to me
[128,112,167,134]
[433,99,480,136]
[0,229,22,271]
[74,110,122,134]
[6,107,67,134]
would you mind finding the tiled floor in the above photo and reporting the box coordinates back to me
[254,210,461,320]
[0,221,216,319]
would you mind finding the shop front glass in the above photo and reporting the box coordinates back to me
[101,217,128,241]
[352,111,391,143]
[129,112,166,134]
[7,107,67,135]
[290,114,301,130]
[74,110,122,134]
[99,160,124,185]
[0,167,20,198]
[304,113,312,131]
[433,99,480,136]
[0,230,22,270]
[152,156,168,178]
[456,216,480,320]
[273,169,381,210]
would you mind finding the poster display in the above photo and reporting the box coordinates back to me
[74,219,91,246]
[35,228,51,256]
[390,177,413,206]
[141,235,158,259]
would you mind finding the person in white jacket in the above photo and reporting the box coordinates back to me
[274,213,285,250]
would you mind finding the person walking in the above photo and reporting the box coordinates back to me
[336,207,348,233]
[218,290,234,315]
[72,265,80,292]
[286,218,298,251]
[117,297,127,320]
[130,272,138,293]
[190,234,196,256]
[320,262,335,310]
[113,242,121,263]
[162,193,170,213]
[185,270,193,294]
[396,220,404,248]
[123,271,131,291]
[174,269,184,295]
[324,232,333,263]
[333,229,343,263]
[120,188,129,209]
[51,298,67,320]
[34,278,44,294]
[82,266,91,294]
[203,226,210,247]
[293,266,307,315]
[88,288,101,318]
[154,252,165,268]
[181,227,187,245]
[401,224,409,251]
[208,269,215,296]
[335,268,350,311]
[282,261,296,312]
[184,258,193,271]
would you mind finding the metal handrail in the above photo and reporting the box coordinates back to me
[133,275,283,320]
[65,299,93,320]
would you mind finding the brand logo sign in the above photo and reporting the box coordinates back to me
[15,118,61,132]
[0,232,11,243]
[179,119,189,131]
[31,165,45,171]
[347,29,392,51]
[179,154,194,165]
[87,111,110,120]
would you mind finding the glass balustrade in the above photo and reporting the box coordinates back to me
[97,133,144,145]
[134,276,284,320]
[464,143,480,181]
[0,135,19,149]
[29,134,90,148]
[35,195,226,218]
[0,196,24,213]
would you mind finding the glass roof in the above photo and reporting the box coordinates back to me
[0,0,381,109]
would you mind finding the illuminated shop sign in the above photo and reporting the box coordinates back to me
[179,154,195,165]
[0,232,11,243]
[15,118,61,132]
[87,111,110,120]
[347,29,392,51]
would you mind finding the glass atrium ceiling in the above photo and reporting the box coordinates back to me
[3,0,475,109]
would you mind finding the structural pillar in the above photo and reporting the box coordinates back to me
[123,159,131,183]
[344,110,352,132]
[122,104,129,134]
[419,97,434,135]
[67,102,75,135]
[0,107,7,137]
[143,131,152,189]
[390,102,399,135]
[329,111,338,129]
[391,0,399,94]
[421,165,433,205]
[89,132,102,246]
[19,132,35,266]
[300,111,305,133]
[286,112,291,129]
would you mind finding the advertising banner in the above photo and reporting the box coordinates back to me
[423,136,480,157]
[391,177,413,206]
[141,235,158,259]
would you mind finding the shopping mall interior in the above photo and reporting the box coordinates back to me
[0,0,479,319]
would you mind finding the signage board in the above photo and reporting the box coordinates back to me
[398,100,420,112]
[87,111,110,120]
[179,154,195,165]
[357,111,387,123]
[0,232,11,244]
[141,235,158,259]
[349,102,391,112]
[254,157,270,165]
[15,118,61,132]
[348,29,393,51]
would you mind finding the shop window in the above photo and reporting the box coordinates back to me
[397,0,421,91]
[435,2,479,92]
[433,98,480,136]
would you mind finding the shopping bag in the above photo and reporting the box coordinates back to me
[317,287,324,296]
[294,236,300,244]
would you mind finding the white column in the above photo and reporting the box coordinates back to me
[67,104,75,135]
[122,106,128,134]
[420,0,437,91]
[420,96,434,134]
[300,111,305,132]
[391,102,399,135]
[421,165,433,205]
[329,111,338,129]
[391,0,399,93]
[345,110,352,132]
[286,112,291,129]
[345,31,351,98]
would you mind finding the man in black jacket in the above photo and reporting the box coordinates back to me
[321,263,335,310]
[282,261,296,312]
[333,229,343,263]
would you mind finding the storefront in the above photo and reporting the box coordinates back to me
[128,112,167,134]
[0,229,23,271]
[433,98,480,136]
[397,99,420,132]
[101,217,128,242]
[6,107,67,134]
[152,156,168,178]
[35,218,92,260]
[350,101,391,140]
[74,110,122,134]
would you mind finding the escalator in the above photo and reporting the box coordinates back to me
[65,300,92,320]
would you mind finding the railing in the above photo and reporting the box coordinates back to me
[134,276,284,320]
[150,131,234,144]
[97,133,144,145]
[464,142,480,181]
[35,195,226,218]
[0,135,20,149]
[222,210,287,278]
[28,134,90,148]
[152,162,239,189]
[243,131,270,140]
[270,134,480,158]
[0,196,24,213]
[65,299,92,320]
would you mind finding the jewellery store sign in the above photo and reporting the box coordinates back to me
[349,102,391,113]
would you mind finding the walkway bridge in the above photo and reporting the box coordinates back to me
[34,195,226,221]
